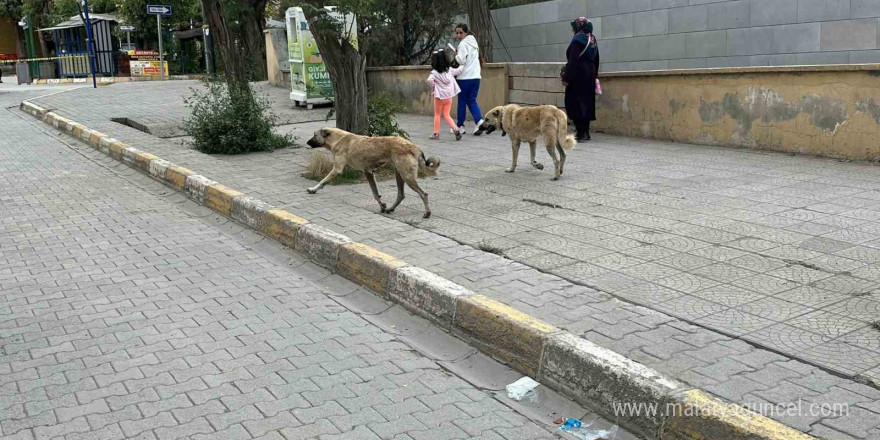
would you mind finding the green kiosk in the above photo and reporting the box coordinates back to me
[284,6,357,109]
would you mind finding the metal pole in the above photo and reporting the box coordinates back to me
[157,14,165,80]
[81,0,98,88]
[126,31,131,50]
[199,0,213,75]
[203,26,214,75]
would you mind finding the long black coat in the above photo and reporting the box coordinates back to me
[563,37,600,122]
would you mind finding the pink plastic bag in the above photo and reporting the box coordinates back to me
[595,78,602,95]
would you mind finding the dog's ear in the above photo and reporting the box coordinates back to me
[321,128,331,138]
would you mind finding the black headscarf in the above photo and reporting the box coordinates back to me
[570,17,598,60]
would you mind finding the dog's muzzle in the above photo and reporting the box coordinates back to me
[306,138,322,148]
[481,123,496,135]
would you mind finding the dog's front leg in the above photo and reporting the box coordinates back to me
[529,141,544,170]
[365,172,387,213]
[307,162,345,194]
[506,140,521,173]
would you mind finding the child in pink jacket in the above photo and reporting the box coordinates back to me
[427,49,463,141]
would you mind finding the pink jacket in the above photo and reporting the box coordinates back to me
[427,66,464,99]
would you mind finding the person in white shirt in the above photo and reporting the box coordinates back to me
[451,23,484,136]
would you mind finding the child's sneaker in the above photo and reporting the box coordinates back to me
[473,119,485,136]
[428,133,440,140]
[455,130,462,141]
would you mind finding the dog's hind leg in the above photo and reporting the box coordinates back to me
[545,140,562,180]
[529,141,544,170]
[307,162,345,194]
[556,143,567,176]
[404,178,432,218]
[365,172,387,213]
[506,140,521,173]
[385,171,406,213]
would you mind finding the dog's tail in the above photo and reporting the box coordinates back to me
[558,113,577,150]
[418,151,441,177]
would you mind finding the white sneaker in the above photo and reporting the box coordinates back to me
[473,119,485,136]
[453,125,465,135]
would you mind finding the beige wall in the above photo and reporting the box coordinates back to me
[507,63,880,161]
[367,61,880,160]
[366,64,508,119]
[264,29,289,89]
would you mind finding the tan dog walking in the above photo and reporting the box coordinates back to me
[305,128,441,218]
[479,104,577,180]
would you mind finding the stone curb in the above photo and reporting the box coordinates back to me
[19,100,818,440]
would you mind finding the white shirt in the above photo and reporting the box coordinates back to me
[455,35,481,80]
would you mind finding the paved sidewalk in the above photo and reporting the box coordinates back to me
[0,91,622,440]
[25,81,880,439]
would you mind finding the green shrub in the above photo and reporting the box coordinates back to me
[184,78,293,154]
[368,92,408,138]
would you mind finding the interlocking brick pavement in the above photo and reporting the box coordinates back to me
[0,89,589,439]
[20,81,880,439]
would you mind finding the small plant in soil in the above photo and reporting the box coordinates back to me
[184,78,294,154]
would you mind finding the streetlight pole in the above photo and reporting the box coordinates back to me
[157,14,165,80]
[199,0,214,75]
[81,0,98,88]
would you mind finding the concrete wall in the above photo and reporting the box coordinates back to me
[264,29,290,89]
[489,0,880,70]
[508,62,880,160]
[366,64,509,119]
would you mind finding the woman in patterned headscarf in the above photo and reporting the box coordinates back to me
[562,17,600,141]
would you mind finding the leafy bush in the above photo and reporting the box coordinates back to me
[368,92,409,138]
[184,78,292,154]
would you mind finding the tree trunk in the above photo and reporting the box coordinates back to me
[467,0,493,63]
[327,41,369,134]
[302,6,369,135]
[201,0,247,85]
[13,27,25,58]
[240,0,267,80]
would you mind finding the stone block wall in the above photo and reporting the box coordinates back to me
[489,0,880,70]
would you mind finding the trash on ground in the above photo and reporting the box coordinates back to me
[506,376,540,402]
[558,415,618,440]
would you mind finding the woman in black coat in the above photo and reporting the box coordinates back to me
[562,17,600,141]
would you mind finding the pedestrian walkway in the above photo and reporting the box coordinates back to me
[23,81,880,439]
[0,90,629,440]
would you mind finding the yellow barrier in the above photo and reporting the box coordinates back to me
[0,55,89,64]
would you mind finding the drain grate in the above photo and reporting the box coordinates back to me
[111,117,153,135]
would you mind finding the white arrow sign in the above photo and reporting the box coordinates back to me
[146,5,172,16]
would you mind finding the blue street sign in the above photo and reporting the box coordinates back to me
[146,5,172,16]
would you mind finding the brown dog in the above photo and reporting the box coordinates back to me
[306,128,441,218]
[479,104,576,180]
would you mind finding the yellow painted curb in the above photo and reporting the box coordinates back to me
[204,184,244,216]
[337,243,407,295]
[71,124,84,137]
[88,131,107,147]
[108,141,127,161]
[665,390,818,440]
[133,152,159,172]
[165,165,195,190]
[454,295,559,377]
[263,209,309,247]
